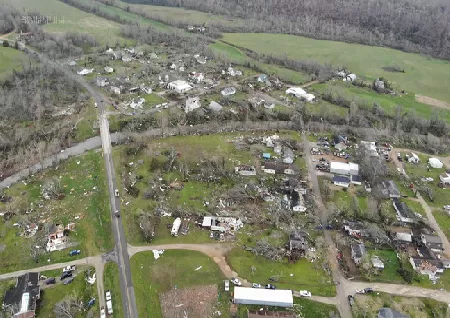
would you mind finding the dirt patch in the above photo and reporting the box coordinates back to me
[160,284,219,318]
[416,95,450,110]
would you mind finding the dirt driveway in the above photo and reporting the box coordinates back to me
[416,95,450,110]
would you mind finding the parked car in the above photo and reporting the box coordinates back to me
[231,277,241,286]
[69,249,81,256]
[114,210,120,218]
[64,277,74,285]
[265,284,276,290]
[87,298,96,308]
[114,189,119,197]
[299,290,311,297]
[224,280,230,291]
[348,295,354,306]
[62,265,76,273]
[355,289,365,294]
[443,205,450,210]
[105,290,112,301]
[100,306,106,318]
[60,272,72,280]
[252,283,262,288]
[45,277,56,285]
[364,288,374,293]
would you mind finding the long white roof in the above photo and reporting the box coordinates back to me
[234,287,293,305]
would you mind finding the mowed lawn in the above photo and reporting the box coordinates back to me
[222,33,450,103]
[227,248,336,296]
[103,262,124,318]
[0,0,126,45]
[131,250,227,318]
[0,47,28,78]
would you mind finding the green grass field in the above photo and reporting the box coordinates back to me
[131,250,227,318]
[114,0,246,29]
[222,33,450,103]
[0,47,28,78]
[366,249,404,283]
[0,150,112,274]
[311,81,450,123]
[210,41,309,84]
[353,292,449,318]
[226,248,336,296]
[103,262,124,318]
[0,0,126,45]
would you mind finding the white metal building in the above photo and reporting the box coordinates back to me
[233,287,293,307]
[168,80,192,94]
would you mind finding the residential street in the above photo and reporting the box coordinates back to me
[303,136,353,318]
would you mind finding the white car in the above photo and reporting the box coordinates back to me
[252,283,262,288]
[105,290,112,301]
[100,307,106,318]
[444,205,450,210]
[224,280,230,291]
[62,265,76,273]
[231,277,242,286]
[299,290,311,297]
[114,189,119,197]
[94,102,98,108]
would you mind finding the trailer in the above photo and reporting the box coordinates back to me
[106,300,113,315]
[171,218,182,236]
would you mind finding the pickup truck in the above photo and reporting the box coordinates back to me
[62,265,76,273]
[106,300,113,315]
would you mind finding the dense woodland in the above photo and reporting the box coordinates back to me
[121,0,450,59]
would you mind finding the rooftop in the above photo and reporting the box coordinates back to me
[3,272,40,315]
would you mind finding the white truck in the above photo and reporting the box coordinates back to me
[105,290,113,315]
[171,218,182,236]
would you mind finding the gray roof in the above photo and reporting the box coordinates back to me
[333,175,350,183]
[382,180,400,197]
[3,272,40,313]
[351,243,366,258]
[422,234,442,244]
[378,308,410,318]
[208,101,222,112]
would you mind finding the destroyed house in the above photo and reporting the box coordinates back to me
[393,199,416,223]
[343,221,364,236]
[389,227,413,242]
[421,234,443,253]
[351,243,366,265]
[288,232,308,252]
[381,180,400,198]
[261,162,295,175]
[3,272,40,317]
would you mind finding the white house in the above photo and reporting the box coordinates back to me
[77,68,94,76]
[428,158,443,169]
[185,97,201,113]
[330,162,359,176]
[168,80,193,94]
[111,86,121,95]
[344,73,357,82]
[286,87,306,96]
[440,173,450,186]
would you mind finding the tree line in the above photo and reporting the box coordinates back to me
[121,0,450,59]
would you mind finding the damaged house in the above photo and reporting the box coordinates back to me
[288,231,308,254]
[3,272,40,318]
[202,217,243,233]
[393,199,416,224]
[351,243,366,265]
[261,161,296,175]
[46,224,66,252]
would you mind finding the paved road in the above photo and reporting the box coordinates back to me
[303,137,353,318]
[20,47,138,317]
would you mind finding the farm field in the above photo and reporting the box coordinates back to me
[311,81,450,123]
[0,0,126,45]
[221,33,450,103]
[113,0,246,29]
[227,248,336,297]
[0,150,112,274]
[0,47,28,78]
[210,41,309,84]
[130,250,228,318]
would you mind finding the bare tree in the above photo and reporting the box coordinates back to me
[138,212,160,242]
[53,294,84,318]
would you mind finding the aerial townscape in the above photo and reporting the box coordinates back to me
[1,0,450,317]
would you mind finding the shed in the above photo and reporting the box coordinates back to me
[168,80,192,94]
[428,158,443,169]
[233,287,293,307]
[263,153,271,160]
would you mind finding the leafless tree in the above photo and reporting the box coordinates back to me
[138,212,160,242]
[53,294,84,318]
